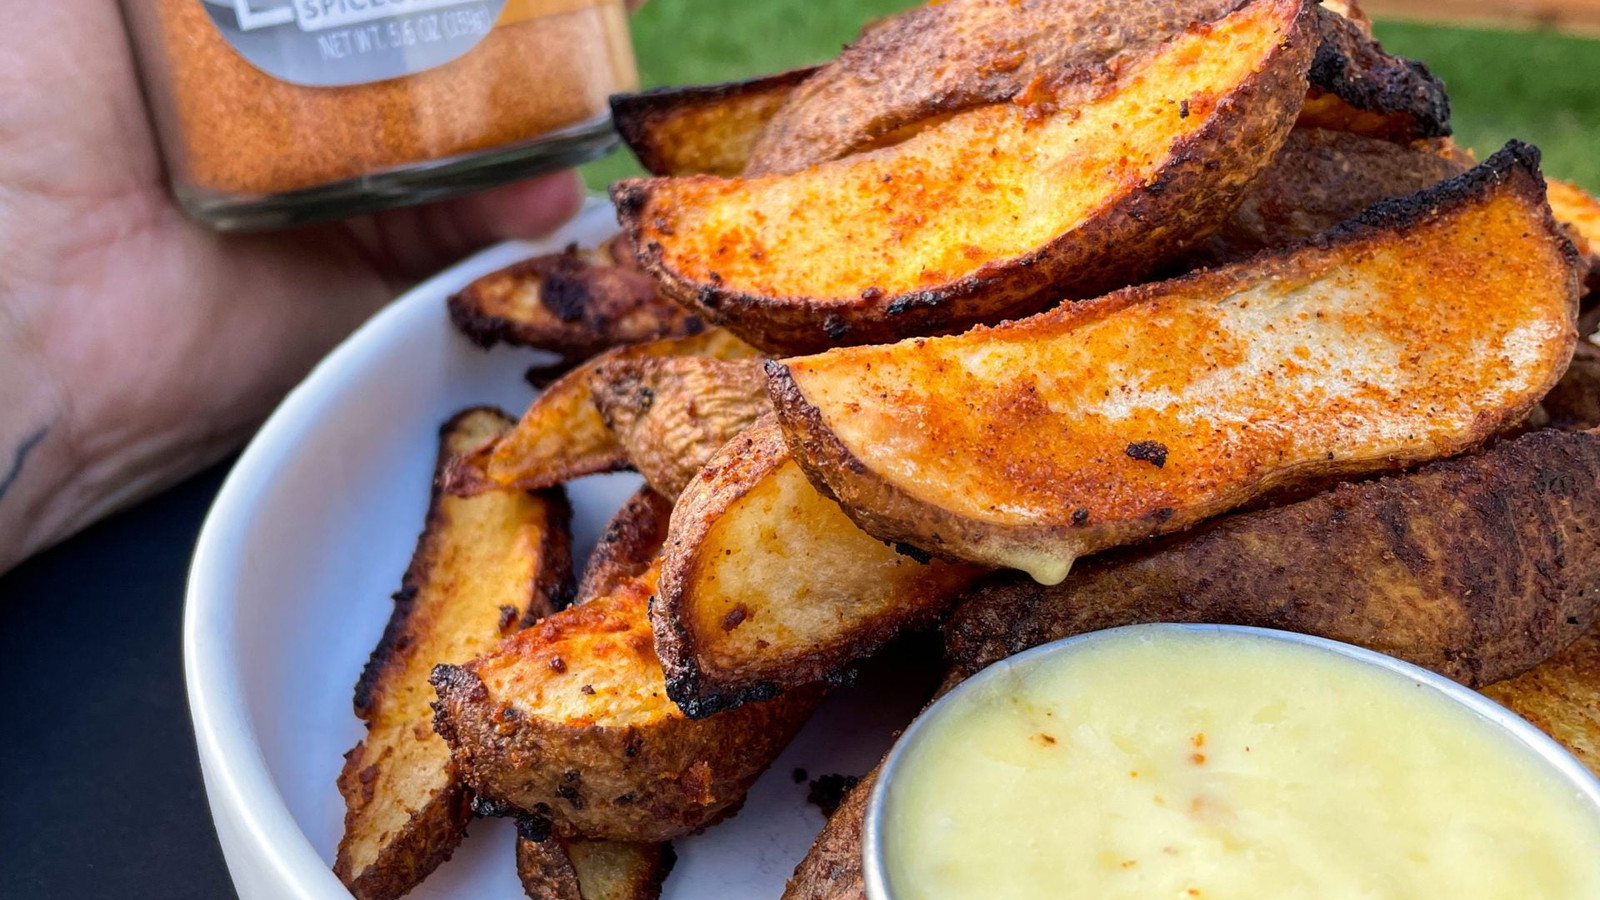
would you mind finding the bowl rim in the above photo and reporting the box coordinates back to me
[182,199,616,899]
[861,622,1600,900]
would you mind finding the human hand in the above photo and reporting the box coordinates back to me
[0,3,584,573]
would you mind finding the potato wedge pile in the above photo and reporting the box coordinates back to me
[336,0,1600,897]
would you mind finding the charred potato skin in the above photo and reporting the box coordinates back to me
[447,242,703,367]
[431,590,820,842]
[336,409,575,900]
[590,356,770,500]
[769,144,1580,578]
[614,0,1320,356]
[612,67,819,177]
[945,428,1600,688]
[1299,6,1449,141]
[1186,128,1469,267]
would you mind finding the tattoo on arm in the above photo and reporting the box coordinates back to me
[0,427,48,506]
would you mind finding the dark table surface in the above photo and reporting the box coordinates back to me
[0,463,239,899]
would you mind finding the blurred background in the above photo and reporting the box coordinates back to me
[583,0,1600,192]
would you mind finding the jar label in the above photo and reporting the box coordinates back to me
[199,0,510,87]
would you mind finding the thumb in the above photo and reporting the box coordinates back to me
[343,169,587,283]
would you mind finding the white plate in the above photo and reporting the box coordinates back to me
[184,199,923,900]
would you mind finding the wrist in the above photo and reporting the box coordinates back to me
[0,301,75,573]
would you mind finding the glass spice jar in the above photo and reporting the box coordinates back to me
[120,0,638,231]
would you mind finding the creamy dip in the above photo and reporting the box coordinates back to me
[877,627,1600,899]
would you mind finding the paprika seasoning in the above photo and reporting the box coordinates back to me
[121,0,638,230]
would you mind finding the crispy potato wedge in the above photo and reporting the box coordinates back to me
[653,419,986,718]
[943,427,1600,687]
[448,238,703,371]
[615,0,1318,354]
[335,409,574,900]
[576,488,674,606]
[1295,6,1449,142]
[1485,622,1600,776]
[517,832,676,900]
[612,68,818,177]
[590,356,769,500]
[1548,179,1600,305]
[745,0,1433,176]
[1189,128,1469,266]
[1545,333,1600,431]
[771,144,1580,584]
[431,558,820,841]
[446,329,759,496]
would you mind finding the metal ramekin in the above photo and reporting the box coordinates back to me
[862,623,1600,900]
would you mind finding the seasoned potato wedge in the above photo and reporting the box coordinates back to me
[517,833,676,900]
[612,68,818,177]
[615,0,1318,354]
[745,0,1432,176]
[590,356,768,500]
[943,426,1600,687]
[431,559,820,841]
[446,329,759,495]
[772,144,1580,584]
[1485,622,1600,776]
[1295,6,1449,142]
[575,487,674,607]
[335,409,574,900]
[654,419,985,718]
[448,239,702,370]
[1189,128,1469,266]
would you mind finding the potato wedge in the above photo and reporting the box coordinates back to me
[612,68,818,177]
[335,409,574,900]
[446,329,759,495]
[1485,622,1600,776]
[448,238,703,370]
[1295,6,1449,142]
[431,558,820,841]
[517,832,676,900]
[590,356,768,500]
[943,426,1600,688]
[771,144,1580,584]
[653,419,985,718]
[1548,179,1600,305]
[1545,332,1600,431]
[575,487,674,606]
[1188,128,1469,266]
[745,0,1433,176]
[615,0,1318,354]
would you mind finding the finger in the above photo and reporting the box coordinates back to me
[347,169,586,282]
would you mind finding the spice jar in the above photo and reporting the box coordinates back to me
[120,0,638,230]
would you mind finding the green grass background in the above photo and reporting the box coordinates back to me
[581,4,1600,192]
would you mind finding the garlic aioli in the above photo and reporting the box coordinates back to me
[876,627,1600,899]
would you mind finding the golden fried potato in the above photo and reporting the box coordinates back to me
[770,144,1579,583]
[653,419,984,718]
[612,68,818,177]
[446,330,758,495]
[1485,623,1600,776]
[575,487,674,607]
[335,409,573,900]
[590,356,769,500]
[616,0,1318,354]
[431,559,820,841]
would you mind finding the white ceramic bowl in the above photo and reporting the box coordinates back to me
[184,200,923,899]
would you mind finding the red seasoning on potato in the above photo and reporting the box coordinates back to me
[119,0,638,230]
